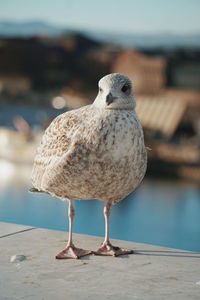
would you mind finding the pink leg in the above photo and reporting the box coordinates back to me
[56,200,92,259]
[94,203,134,257]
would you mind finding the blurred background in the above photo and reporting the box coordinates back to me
[0,0,200,251]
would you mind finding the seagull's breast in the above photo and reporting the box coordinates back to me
[103,110,145,161]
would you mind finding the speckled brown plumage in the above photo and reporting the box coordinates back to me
[32,105,146,203]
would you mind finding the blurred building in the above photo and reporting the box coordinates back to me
[0,76,31,95]
[112,50,166,95]
[142,48,200,91]
[136,89,200,139]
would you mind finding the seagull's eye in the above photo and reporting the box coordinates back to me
[99,87,103,92]
[121,85,129,93]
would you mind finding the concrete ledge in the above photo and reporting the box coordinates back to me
[0,222,35,238]
[0,222,200,300]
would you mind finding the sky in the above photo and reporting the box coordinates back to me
[0,0,200,34]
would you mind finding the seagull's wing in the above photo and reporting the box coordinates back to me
[31,105,103,193]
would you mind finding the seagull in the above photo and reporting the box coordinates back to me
[30,73,147,259]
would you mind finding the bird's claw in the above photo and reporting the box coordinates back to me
[56,245,92,259]
[93,242,134,257]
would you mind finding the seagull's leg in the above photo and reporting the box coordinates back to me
[56,200,92,259]
[94,202,134,257]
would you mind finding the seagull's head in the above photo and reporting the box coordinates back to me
[93,73,136,110]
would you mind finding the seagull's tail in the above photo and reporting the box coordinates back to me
[29,187,46,193]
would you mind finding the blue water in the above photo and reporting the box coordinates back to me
[0,177,200,252]
[0,104,65,129]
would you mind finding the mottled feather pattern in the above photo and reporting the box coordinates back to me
[32,105,147,203]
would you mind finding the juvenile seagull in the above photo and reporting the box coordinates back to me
[31,73,147,259]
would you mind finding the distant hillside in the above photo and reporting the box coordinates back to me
[0,20,200,48]
[0,21,66,37]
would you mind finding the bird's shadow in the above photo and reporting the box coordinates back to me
[133,249,200,259]
[78,250,200,261]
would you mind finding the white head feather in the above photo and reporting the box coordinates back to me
[93,73,136,110]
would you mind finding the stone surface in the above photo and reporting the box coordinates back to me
[0,222,200,300]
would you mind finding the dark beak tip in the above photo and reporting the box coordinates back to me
[106,93,114,105]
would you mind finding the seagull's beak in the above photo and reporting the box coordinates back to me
[106,93,114,106]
